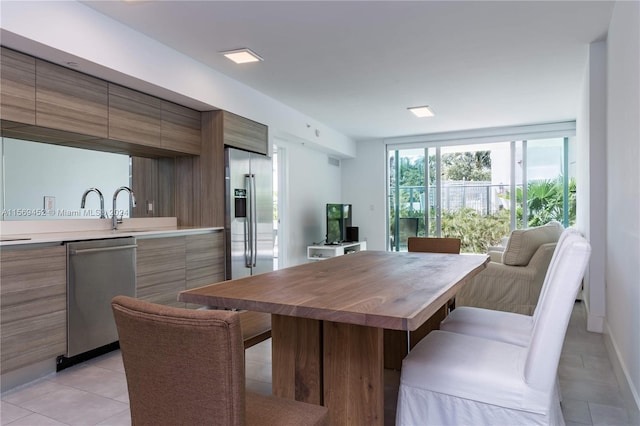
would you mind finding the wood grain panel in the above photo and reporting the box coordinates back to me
[175,156,197,227]
[136,269,187,307]
[324,321,384,426]
[136,237,186,307]
[198,111,225,227]
[130,157,175,218]
[222,111,268,155]
[157,158,176,218]
[0,245,66,374]
[108,84,161,147]
[383,303,447,370]
[185,232,225,289]
[0,47,36,124]
[179,251,489,330]
[131,157,158,218]
[239,311,272,349]
[161,101,201,155]
[36,59,108,138]
[272,314,323,404]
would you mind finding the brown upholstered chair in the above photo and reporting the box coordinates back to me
[111,296,329,426]
[384,237,462,370]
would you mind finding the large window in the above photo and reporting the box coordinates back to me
[387,127,575,253]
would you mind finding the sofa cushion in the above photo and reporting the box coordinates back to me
[502,221,563,266]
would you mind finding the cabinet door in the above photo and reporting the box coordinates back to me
[36,59,108,138]
[136,237,186,307]
[161,101,201,155]
[186,232,225,289]
[186,232,225,308]
[109,84,161,147]
[0,47,36,124]
[223,111,268,155]
[1,245,66,374]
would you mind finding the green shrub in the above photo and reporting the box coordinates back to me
[441,208,511,253]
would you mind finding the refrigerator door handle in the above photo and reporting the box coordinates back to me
[253,175,258,267]
[251,173,258,267]
[244,174,252,268]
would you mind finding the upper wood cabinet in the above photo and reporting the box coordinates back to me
[223,111,268,155]
[108,84,161,147]
[1,245,67,374]
[161,101,201,155]
[0,47,36,124]
[35,59,108,138]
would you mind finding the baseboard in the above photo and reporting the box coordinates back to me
[1,358,56,394]
[603,320,640,421]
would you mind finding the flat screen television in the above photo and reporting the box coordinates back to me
[326,203,352,244]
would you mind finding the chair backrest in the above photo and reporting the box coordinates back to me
[523,234,590,397]
[531,227,581,322]
[112,296,246,426]
[407,237,461,254]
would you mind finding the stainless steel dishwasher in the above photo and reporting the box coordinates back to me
[67,237,136,358]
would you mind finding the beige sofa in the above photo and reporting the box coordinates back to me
[455,221,564,315]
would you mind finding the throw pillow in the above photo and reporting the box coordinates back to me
[502,221,563,266]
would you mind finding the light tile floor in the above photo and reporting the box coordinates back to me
[1,302,636,425]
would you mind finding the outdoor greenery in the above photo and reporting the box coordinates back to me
[389,150,576,253]
[441,208,511,253]
[442,151,491,181]
[517,178,576,227]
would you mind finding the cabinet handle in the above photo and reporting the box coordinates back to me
[69,244,138,255]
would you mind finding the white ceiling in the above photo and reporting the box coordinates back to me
[80,1,614,142]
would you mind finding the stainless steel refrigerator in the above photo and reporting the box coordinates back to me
[225,147,274,279]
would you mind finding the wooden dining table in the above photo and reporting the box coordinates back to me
[179,250,489,425]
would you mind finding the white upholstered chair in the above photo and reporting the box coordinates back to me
[395,233,590,426]
[439,227,581,346]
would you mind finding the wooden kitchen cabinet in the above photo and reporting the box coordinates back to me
[135,232,225,309]
[36,59,109,138]
[0,245,67,374]
[223,111,268,155]
[108,84,161,147]
[136,236,187,308]
[161,101,201,155]
[0,47,36,125]
[186,232,225,288]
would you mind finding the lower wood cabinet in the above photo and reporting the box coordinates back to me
[136,231,225,308]
[0,245,67,374]
[186,232,225,289]
[135,236,186,307]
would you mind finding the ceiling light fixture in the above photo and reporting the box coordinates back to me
[408,105,435,118]
[221,48,263,64]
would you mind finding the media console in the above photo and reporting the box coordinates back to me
[307,241,367,261]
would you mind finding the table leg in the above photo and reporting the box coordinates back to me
[324,321,384,426]
[271,314,323,404]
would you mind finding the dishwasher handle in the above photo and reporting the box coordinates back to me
[69,244,138,255]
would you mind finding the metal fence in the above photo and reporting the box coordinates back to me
[395,181,512,216]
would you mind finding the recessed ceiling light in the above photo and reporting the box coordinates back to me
[408,106,435,118]
[221,48,263,64]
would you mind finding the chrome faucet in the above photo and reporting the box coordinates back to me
[112,186,136,230]
[80,187,106,219]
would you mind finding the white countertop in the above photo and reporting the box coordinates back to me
[0,218,223,246]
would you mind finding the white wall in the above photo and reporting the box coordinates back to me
[341,139,388,251]
[277,139,342,267]
[0,1,355,159]
[605,0,640,413]
[576,41,607,332]
[2,138,131,220]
